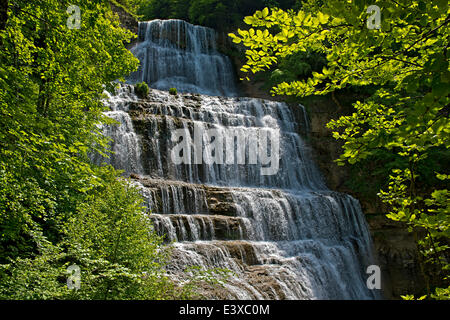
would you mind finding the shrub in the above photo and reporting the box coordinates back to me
[0,171,173,300]
[0,169,230,299]
[169,87,177,95]
[135,82,149,98]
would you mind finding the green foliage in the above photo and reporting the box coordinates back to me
[0,172,227,299]
[137,0,302,31]
[169,87,177,95]
[401,294,427,300]
[0,0,139,263]
[62,172,170,299]
[231,1,450,298]
[0,234,68,299]
[0,0,218,300]
[135,81,149,98]
[431,286,450,300]
[112,0,149,16]
[256,50,327,91]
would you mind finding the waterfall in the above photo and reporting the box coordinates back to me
[95,19,380,299]
[128,19,238,97]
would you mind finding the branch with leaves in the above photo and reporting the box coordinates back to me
[230,0,449,299]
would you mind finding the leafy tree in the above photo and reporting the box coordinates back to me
[0,0,138,262]
[0,170,227,299]
[230,1,449,299]
[0,0,224,300]
[62,171,171,300]
[137,0,302,30]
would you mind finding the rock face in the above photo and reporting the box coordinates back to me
[296,94,426,298]
[369,217,426,298]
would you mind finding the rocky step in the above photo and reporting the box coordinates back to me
[132,176,370,244]
[130,111,299,142]
[165,240,295,299]
[129,109,297,135]
[150,213,251,242]
[127,108,318,190]
[133,175,337,215]
[168,240,262,268]
[133,176,239,216]
[125,89,294,130]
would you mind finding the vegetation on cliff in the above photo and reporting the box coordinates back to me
[230,0,449,299]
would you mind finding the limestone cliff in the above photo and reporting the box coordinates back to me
[296,93,426,299]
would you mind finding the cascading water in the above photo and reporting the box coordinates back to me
[95,19,380,299]
[90,86,143,175]
[128,19,238,97]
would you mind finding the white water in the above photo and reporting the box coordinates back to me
[128,19,237,97]
[89,87,143,175]
[94,19,380,299]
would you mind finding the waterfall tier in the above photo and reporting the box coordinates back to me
[128,19,237,97]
